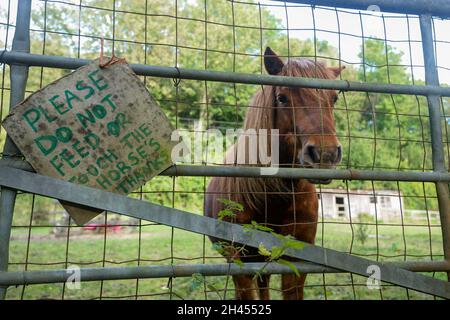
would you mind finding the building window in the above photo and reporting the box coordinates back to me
[370,197,376,204]
[380,196,391,207]
[335,196,346,218]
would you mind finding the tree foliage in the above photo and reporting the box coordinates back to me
[0,0,444,212]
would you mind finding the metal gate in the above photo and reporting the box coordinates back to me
[0,0,449,299]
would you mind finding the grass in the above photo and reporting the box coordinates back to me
[5,216,447,300]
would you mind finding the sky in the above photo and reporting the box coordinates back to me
[260,0,450,84]
[1,0,450,85]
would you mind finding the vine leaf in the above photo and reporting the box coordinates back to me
[217,198,244,212]
[213,201,306,280]
[270,246,284,260]
[233,258,244,268]
[207,283,220,293]
[258,243,272,257]
[217,208,236,221]
[243,220,274,232]
[211,242,226,255]
[283,237,305,250]
[217,198,244,221]
[277,259,301,277]
[189,273,205,292]
[251,220,274,232]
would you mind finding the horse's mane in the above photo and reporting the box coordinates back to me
[218,59,334,213]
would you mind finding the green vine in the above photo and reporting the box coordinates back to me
[216,198,244,221]
[213,199,306,280]
[256,232,305,279]
[188,273,222,299]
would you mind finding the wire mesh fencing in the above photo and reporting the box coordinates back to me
[0,0,449,300]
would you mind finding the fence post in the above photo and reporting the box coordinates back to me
[0,0,31,299]
[419,14,450,280]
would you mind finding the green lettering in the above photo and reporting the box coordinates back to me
[86,164,99,176]
[139,123,152,137]
[92,104,107,119]
[37,105,57,123]
[76,79,95,100]
[35,135,57,156]
[84,132,100,150]
[127,151,140,166]
[88,69,109,91]
[50,155,65,176]
[116,161,131,175]
[22,108,41,132]
[49,95,69,115]
[60,149,80,169]
[55,127,73,143]
[101,94,117,111]
[115,180,129,193]
[134,167,145,181]
[76,109,96,128]
[136,145,148,159]
[64,90,82,109]
[146,138,160,152]
[72,140,89,158]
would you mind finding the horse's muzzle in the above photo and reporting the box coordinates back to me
[303,144,342,165]
[299,143,342,184]
[307,178,332,184]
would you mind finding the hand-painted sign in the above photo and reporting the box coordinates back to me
[2,58,176,225]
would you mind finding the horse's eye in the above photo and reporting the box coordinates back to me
[277,94,288,104]
[333,95,339,104]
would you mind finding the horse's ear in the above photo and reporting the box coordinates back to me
[328,65,346,78]
[264,47,284,75]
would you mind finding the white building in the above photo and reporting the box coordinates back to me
[317,188,404,221]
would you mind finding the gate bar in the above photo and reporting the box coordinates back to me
[2,159,450,182]
[161,164,450,182]
[0,159,450,182]
[0,167,449,298]
[274,0,450,18]
[1,260,449,286]
[0,0,31,300]
[419,14,450,278]
[2,51,450,97]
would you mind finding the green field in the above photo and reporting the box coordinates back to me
[5,218,446,300]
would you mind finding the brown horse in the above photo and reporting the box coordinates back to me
[204,47,343,300]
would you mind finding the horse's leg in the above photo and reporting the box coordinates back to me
[233,275,260,300]
[281,272,307,300]
[278,183,318,300]
[257,275,271,300]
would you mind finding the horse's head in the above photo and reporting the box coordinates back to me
[264,47,343,184]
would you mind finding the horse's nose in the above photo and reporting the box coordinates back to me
[303,144,342,165]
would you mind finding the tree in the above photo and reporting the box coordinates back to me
[0,1,440,211]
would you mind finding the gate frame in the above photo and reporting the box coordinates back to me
[0,0,449,299]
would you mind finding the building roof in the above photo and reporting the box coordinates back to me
[317,188,402,196]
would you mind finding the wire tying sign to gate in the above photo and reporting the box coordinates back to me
[2,58,176,225]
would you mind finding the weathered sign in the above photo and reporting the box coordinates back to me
[2,58,176,225]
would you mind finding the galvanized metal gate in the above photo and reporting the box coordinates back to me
[0,0,449,299]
